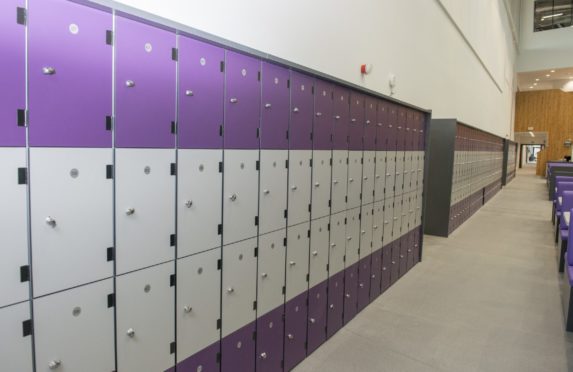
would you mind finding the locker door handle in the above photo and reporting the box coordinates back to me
[329,304,335,309]
[351,118,356,123]
[185,90,194,96]
[48,360,62,370]
[376,174,380,179]
[359,283,364,288]
[226,287,234,293]
[371,274,376,278]
[346,236,352,241]
[309,318,316,324]
[264,103,272,108]
[291,185,298,191]
[126,328,135,337]
[184,200,193,208]
[349,178,354,183]
[125,80,135,88]
[384,221,389,224]
[293,107,299,113]
[363,176,368,180]
[263,189,270,195]
[229,194,237,201]
[345,293,350,298]
[287,334,294,340]
[361,230,366,234]
[312,251,318,256]
[42,66,56,75]
[125,208,135,216]
[183,306,193,313]
[333,180,338,185]
[386,173,391,177]
[391,261,396,264]
[330,243,336,248]
[229,98,238,103]
[314,182,320,187]
[400,255,404,259]
[289,261,296,266]
[382,267,387,271]
[260,352,268,359]
[366,120,371,124]
[316,112,322,117]
[335,115,341,120]
[45,216,57,228]
[407,249,412,253]
[373,225,378,229]
[377,123,382,127]
[393,217,398,220]
[261,273,268,278]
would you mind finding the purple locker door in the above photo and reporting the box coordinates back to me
[1,0,26,147]
[399,235,408,277]
[176,342,220,372]
[221,322,256,372]
[364,97,377,151]
[348,92,365,150]
[357,256,371,311]
[376,100,388,151]
[404,110,414,152]
[115,16,176,148]
[290,72,314,150]
[387,104,398,151]
[284,292,308,371]
[225,51,260,149]
[261,62,289,149]
[419,114,426,150]
[342,263,358,324]
[407,230,415,271]
[313,80,333,151]
[390,240,400,285]
[396,107,407,151]
[307,281,327,354]
[28,0,112,148]
[332,86,349,150]
[414,227,422,263]
[256,306,284,372]
[326,271,344,338]
[381,244,391,292]
[369,249,382,301]
[178,36,224,149]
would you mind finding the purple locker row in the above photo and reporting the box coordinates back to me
[1,0,425,151]
[448,180,502,234]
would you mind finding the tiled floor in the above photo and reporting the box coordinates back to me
[294,167,573,372]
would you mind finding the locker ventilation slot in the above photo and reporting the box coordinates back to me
[170,342,176,354]
[17,168,27,185]
[22,319,33,337]
[105,116,113,131]
[17,109,26,126]
[20,265,30,282]
[106,247,115,262]
[170,274,176,287]
[107,294,115,308]
[17,7,26,25]
[106,165,113,179]
[106,30,113,45]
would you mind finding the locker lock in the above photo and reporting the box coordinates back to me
[45,216,57,228]
[312,251,318,256]
[386,173,391,177]
[384,220,389,225]
[48,360,62,369]
[183,305,193,313]
[407,249,412,253]
[293,107,299,113]
[345,293,350,298]
[330,243,336,248]
[291,185,298,191]
[373,225,378,230]
[393,217,398,221]
[126,208,135,216]
[185,90,194,96]
[361,230,366,234]
[329,304,334,309]
[42,66,56,75]
[263,189,270,195]
[359,283,364,288]
[229,98,238,103]
[371,274,376,279]
[400,255,404,259]
[261,273,268,279]
[264,103,272,109]
[351,118,356,123]
[363,176,368,181]
[229,194,237,202]
[185,200,193,208]
[287,334,294,340]
[349,178,354,183]
[126,328,135,337]
[314,182,320,188]
[260,352,268,359]
[333,180,339,185]
[316,112,322,117]
[366,120,371,125]
[309,318,316,324]
[125,80,135,88]
[376,174,380,179]
[346,236,352,241]
[289,261,296,266]
[226,287,234,294]
[335,115,341,120]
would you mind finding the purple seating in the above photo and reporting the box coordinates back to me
[561,210,573,331]
[554,183,573,241]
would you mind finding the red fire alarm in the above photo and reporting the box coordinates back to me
[361,64,372,75]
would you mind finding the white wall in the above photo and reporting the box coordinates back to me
[96,0,517,137]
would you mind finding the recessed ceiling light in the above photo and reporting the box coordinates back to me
[534,83,538,86]
[529,86,534,89]
[551,70,556,73]
[536,78,540,81]
[546,74,551,77]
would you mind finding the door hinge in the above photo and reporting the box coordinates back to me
[16,7,26,25]
[170,274,176,287]
[309,158,313,167]
[220,61,225,72]
[106,165,113,179]
[218,224,223,235]
[219,125,224,137]
[217,318,222,329]
[307,229,311,238]
[254,247,258,257]
[22,319,33,337]
[170,234,176,246]
[255,216,259,226]
[20,265,30,283]
[283,237,287,246]
[17,168,27,185]
[106,247,115,262]
[17,109,27,127]
[256,160,260,171]
[107,293,115,308]
[285,159,289,168]
[170,342,176,354]
[253,301,257,310]
[217,259,222,270]
[284,209,288,219]
[170,163,177,176]
[106,116,113,131]
[172,48,178,61]
[219,162,223,173]
[171,121,177,134]
[106,30,113,45]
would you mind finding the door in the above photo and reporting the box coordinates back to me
[284,291,308,370]
[343,262,358,324]
[28,0,112,147]
[329,211,347,275]
[34,279,114,372]
[364,97,377,152]
[115,16,176,148]
[256,305,284,372]
[348,92,364,150]
[261,62,289,149]
[372,201,384,250]
[311,150,332,219]
[345,208,361,267]
[395,151,404,196]
[288,151,312,226]
[403,152,412,194]
[326,270,344,338]
[286,222,310,302]
[178,36,224,149]
[360,205,374,257]
[374,151,386,202]
[331,150,348,213]
[362,151,376,205]
[357,255,371,312]
[0,148,28,308]
[116,262,175,372]
[313,80,333,151]
[259,150,288,235]
[309,216,330,288]
[116,149,175,274]
[223,150,259,245]
[307,280,327,353]
[370,247,382,301]
[332,87,349,150]
[382,197,394,248]
[177,149,222,257]
[392,195,403,242]
[381,244,391,292]
[347,151,363,209]
[290,72,314,150]
[0,302,33,372]
[30,148,113,296]
[385,151,396,197]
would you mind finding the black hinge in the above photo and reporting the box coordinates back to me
[305,341,308,350]
[16,7,26,25]
[282,286,286,294]
[308,204,311,212]
[281,360,285,369]
[220,61,225,72]
[256,160,260,170]
[285,159,289,168]
[284,209,288,219]
[20,265,29,282]
[170,163,177,176]
[252,330,257,340]
[170,342,176,354]
[361,157,363,164]
[106,247,115,262]
[326,263,329,271]
[310,132,313,141]
[255,216,259,226]
[345,196,348,203]
[346,157,349,164]
[216,352,222,363]
[328,200,332,208]
[253,301,257,310]
[217,259,222,270]
[254,247,258,257]
[170,234,176,247]
[328,223,330,231]
[219,162,223,173]
[344,217,347,224]
[306,273,309,282]
[106,165,113,179]
[256,128,260,138]
[219,125,224,137]
[309,158,313,167]
[106,116,113,131]
[307,229,311,238]
[171,121,177,134]
[287,79,291,89]
[218,224,223,235]
[172,48,178,61]
[283,237,287,246]
[170,274,176,287]
[17,168,27,185]
[17,109,26,127]
[360,193,362,200]
[217,318,222,329]
[106,30,113,45]
[22,319,33,337]
[258,71,261,81]
[107,293,115,308]
[329,157,333,166]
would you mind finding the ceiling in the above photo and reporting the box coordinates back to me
[514,131,549,145]
[517,66,573,91]
[534,0,573,31]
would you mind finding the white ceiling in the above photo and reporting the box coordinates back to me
[518,66,573,91]
[514,131,548,145]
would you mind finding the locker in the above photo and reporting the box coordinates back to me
[177,149,222,257]
[313,80,334,150]
[31,149,113,296]
[332,87,349,150]
[397,107,407,149]
[401,193,411,236]
[364,97,377,151]
[390,240,400,284]
[395,152,405,195]
[221,322,256,372]
[0,148,28,308]
[284,291,308,370]
[0,0,25,147]
[256,305,284,372]
[381,244,391,292]
[347,151,363,209]
[307,281,328,354]
[0,302,33,372]
[178,36,224,149]
[374,151,386,201]
[28,0,112,147]
[372,201,384,249]
[409,192,418,229]
[348,92,364,150]
[34,279,114,372]
[329,211,347,275]
[360,205,374,257]
[116,262,175,372]
[362,151,376,205]
[222,238,257,336]
[331,150,348,213]
[399,235,409,277]
[326,271,344,337]
[345,208,361,266]
[176,249,221,368]
[357,255,371,312]
[382,197,394,248]
[259,150,288,235]
[369,248,382,301]
[376,100,389,152]
[309,216,330,288]
[406,230,416,272]
[261,62,289,149]
[414,228,422,263]
[311,150,332,219]
[403,152,412,194]
[287,151,312,226]
[258,230,287,315]
[387,105,398,151]
[177,342,220,372]
[116,149,175,274]
[223,150,259,245]
[225,51,260,149]
[343,262,358,324]
[290,72,314,150]
[392,195,403,240]
[115,16,176,148]
[286,222,310,301]
[385,151,396,196]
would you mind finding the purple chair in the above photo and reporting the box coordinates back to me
[562,210,573,331]
[555,182,573,242]
[558,192,573,272]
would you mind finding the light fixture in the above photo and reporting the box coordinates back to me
[551,70,556,73]
[534,83,538,86]
[546,74,551,77]
[536,78,540,81]
[529,131,535,137]
[541,13,564,20]
[529,86,534,89]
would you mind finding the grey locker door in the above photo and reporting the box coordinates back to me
[286,222,310,301]
[30,148,113,296]
[222,237,257,337]
[360,205,373,257]
[259,150,288,235]
[417,152,425,190]
[385,152,396,196]
[311,150,332,219]
[0,148,29,308]
[382,198,394,247]
[34,279,114,372]
[345,208,360,266]
[392,196,403,239]
[309,216,330,288]
[395,152,405,196]
[347,152,363,209]
[0,302,33,371]
[331,150,348,213]
[177,149,222,257]
[287,150,312,226]
[408,192,417,229]
[372,201,384,249]
[329,211,347,275]
[116,262,175,372]
[223,150,259,245]
[116,149,175,274]
[177,248,221,363]
[374,151,386,202]
[257,229,287,315]
[401,193,411,236]
[361,151,376,205]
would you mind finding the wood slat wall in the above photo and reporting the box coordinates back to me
[515,89,573,175]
